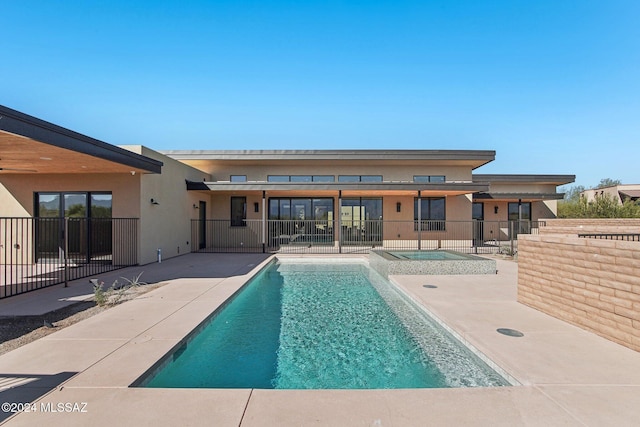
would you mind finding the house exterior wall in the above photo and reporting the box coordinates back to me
[121,146,212,264]
[177,161,473,183]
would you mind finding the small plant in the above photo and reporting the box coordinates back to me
[92,272,146,307]
[93,281,109,307]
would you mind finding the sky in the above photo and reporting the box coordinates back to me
[2,1,639,190]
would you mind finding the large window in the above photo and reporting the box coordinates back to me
[341,198,382,243]
[36,192,112,218]
[414,197,446,230]
[34,192,112,262]
[230,197,247,226]
[508,202,531,221]
[268,198,334,220]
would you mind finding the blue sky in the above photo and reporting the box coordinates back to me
[2,1,639,189]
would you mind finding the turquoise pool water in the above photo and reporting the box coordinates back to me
[142,260,508,389]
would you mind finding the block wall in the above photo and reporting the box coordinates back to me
[518,233,640,352]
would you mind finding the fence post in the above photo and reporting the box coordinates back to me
[63,217,69,287]
[338,191,342,254]
[417,191,422,251]
[510,220,515,256]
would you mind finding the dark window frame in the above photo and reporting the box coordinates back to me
[414,197,446,231]
[230,196,247,227]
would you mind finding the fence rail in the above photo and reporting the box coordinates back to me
[578,233,640,241]
[192,219,544,255]
[1,217,138,299]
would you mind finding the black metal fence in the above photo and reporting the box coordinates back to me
[192,219,544,255]
[578,233,640,241]
[1,217,138,299]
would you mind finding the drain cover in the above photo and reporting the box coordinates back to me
[422,284,438,288]
[497,328,524,337]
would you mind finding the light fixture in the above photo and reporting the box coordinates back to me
[494,206,499,214]
[193,203,199,209]
[254,202,260,213]
[396,202,401,212]
[150,198,159,205]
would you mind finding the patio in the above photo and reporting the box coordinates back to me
[1,253,639,426]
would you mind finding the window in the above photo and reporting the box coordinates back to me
[267,175,335,182]
[414,197,446,230]
[414,175,446,183]
[231,197,246,226]
[338,175,383,182]
[36,192,111,218]
[268,198,334,220]
[230,175,247,182]
[508,202,531,221]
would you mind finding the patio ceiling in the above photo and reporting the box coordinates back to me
[0,106,162,174]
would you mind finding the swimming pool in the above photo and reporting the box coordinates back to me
[138,259,508,389]
[370,250,497,276]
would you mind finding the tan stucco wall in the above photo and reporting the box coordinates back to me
[121,146,212,264]
[0,173,141,218]
[179,162,473,182]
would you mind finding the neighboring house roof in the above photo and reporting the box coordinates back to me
[619,189,640,200]
[0,105,162,174]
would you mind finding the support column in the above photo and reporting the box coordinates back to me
[417,191,422,251]
[262,191,266,253]
[338,190,342,254]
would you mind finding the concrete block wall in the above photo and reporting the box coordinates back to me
[518,233,640,352]
[541,218,640,235]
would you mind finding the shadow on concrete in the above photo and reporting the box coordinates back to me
[0,371,77,422]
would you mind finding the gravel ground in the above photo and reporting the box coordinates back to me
[0,282,166,356]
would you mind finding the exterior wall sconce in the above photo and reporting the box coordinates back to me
[150,198,159,205]
[254,202,260,213]
[193,203,199,209]
[494,206,499,214]
[396,202,402,213]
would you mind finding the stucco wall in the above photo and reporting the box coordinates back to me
[122,146,211,264]
[180,162,473,182]
[518,231,640,352]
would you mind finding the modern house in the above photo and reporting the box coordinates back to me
[581,184,640,205]
[0,104,574,297]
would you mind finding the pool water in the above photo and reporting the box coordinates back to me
[142,260,508,389]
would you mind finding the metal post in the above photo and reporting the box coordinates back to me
[262,191,266,253]
[63,217,69,287]
[338,191,342,254]
[417,191,422,251]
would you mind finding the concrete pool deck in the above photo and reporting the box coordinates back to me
[1,253,639,426]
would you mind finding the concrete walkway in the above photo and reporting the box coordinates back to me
[1,253,639,426]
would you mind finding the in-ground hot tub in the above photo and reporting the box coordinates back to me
[369,250,496,277]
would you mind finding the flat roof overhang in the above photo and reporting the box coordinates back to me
[473,192,566,202]
[166,149,496,169]
[0,105,162,174]
[186,180,490,197]
[473,174,576,186]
